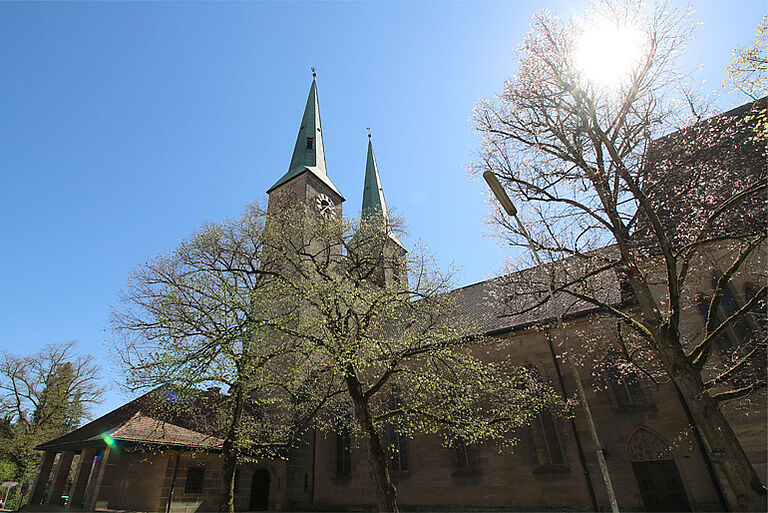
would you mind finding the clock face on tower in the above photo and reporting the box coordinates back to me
[314,193,334,218]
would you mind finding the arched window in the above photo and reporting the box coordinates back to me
[388,394,408,471]
[526,366,564,466]
[607,353,647,408]
[335,415,352,476]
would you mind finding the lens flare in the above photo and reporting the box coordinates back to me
[575,20,645,89]
[100,432,117,450]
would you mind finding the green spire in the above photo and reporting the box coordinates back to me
[361,135,403,247]
[267,74,342,197]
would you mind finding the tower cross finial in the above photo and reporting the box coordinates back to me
[366,127,371,139]
[311,66,317,78]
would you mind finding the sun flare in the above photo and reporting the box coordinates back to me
[575,20,645,89]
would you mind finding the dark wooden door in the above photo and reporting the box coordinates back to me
[249,468,270,511]
[632,460,692,512]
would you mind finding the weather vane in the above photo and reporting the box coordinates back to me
[366,127,371,138]
[311,66,316,78]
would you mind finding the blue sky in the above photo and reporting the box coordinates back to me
[0,0,763,417]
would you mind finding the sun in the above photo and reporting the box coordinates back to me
[575,19,645,90]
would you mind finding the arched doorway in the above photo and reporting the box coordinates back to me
[629,428,692,512]
[249,468,270,511]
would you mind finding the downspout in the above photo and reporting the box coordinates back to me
[311,425,318,508]
[166,452,181,513]
[672,382,731,511]
[546,328,600,512]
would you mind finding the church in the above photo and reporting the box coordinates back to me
[27,78,766,512]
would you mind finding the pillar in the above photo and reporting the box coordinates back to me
[28,450,57,505]
[46,450,75,505]
[67,447,97,510]
[83,447,111,511]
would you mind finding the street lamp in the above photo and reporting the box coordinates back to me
[483,171,620,513]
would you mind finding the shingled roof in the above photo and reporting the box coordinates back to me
[640,97,767,250]
[448,246,624,336]
[36,388,223,451]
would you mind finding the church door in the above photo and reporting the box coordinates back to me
[629,428,692,512]
[632,460,691,512]
[249,469,270,511]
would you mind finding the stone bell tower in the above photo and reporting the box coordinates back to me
[266,73,344,218]
[356,134,408,289]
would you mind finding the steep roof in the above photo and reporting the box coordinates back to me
[267,76,343,198]
[639,97,767,250]
[449,246,625,336]
[35,388,223,451]
[360,135,403,248]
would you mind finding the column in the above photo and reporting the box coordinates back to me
[46,450,75,505]
[83,447,111,511]
[28,450,57,505]
[67,447,97,510]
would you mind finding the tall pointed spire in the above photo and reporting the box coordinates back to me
[361,134,403,247]
[267,73,342,197]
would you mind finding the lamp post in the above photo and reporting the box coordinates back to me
[483,171,620,513]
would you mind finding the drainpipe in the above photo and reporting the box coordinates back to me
[311,426,318,507]
[546,328,600,512]
[166,452,181,513]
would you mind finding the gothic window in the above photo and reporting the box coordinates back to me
[455,440,479,469]
[184,466,205,494]
[531,410,564,465]
[696,278,755,354]
[524,366,564,466]
[744,282,767,332]
[607,354,646,408]
[388,394,408,471]
[335,426,351,476]
[306,137,314,149]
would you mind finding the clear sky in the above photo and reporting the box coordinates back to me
[0,0,764,418]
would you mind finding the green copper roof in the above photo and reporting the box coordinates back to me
[361,136,403,248]
[267,77,342,198]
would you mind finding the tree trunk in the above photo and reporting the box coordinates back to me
[219,383,246,512]
[345,373,399,513]
[658,331,767,512]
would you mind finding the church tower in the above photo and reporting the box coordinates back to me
[358,134,408,289]
[267,74,344,217]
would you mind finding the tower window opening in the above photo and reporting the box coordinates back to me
[306,137,314,149]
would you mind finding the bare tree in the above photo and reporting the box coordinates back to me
[264,206,561,513]
[473,2,766,510]
[0,341,104,485]
[112,203,338,513]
